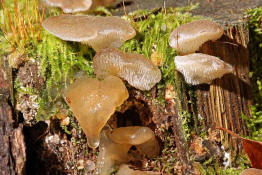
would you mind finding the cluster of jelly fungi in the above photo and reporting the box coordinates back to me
[169,20,234,85]
[42,7,235,174]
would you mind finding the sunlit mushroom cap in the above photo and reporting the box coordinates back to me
[45,0,92,13]
[174,53,233,85]
[64,75,129,148]
[240,168,262,175]
[169,20,224,55]
[42,14,136,51]
[93,48,161,90]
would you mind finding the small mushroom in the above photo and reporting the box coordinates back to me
[93,48,161,90]
[96,129,131,175]
[109,126,160,158]
[96,127,160,174]
[169,20,224,55]
[64,75,129,148]
[42,14,136,51]
[240,168,262,175]
[116,164,160,175]
[44,0,92,13]
[174,53,233,85]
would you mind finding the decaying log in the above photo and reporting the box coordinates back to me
[0,57,26,175]
[112,0,261,172]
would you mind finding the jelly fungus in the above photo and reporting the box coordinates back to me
[42,15,136,51]
[169,20,224,55]
[64,75,128,148]
[109,126,160,158]
[44,0,92,13]
[93,48,161,90]
[240,168,262,175]
[174,53,233,85]
[96,129,131,175]
[116,164,160,175]
[96,127,160,174]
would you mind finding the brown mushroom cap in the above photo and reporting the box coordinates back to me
[44,0,92,13]
[42,14,136,51]
[93,48,161,90]
[174,53,233,85]
[64,75,129,148]
[169,20,224,55]
[240,168,262,175]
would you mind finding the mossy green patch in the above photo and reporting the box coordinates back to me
[244,7,262,141]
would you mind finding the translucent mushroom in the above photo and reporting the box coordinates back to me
[93,48,161,90]
[240,168,262,175]
[116,164,160,175]
[169,20,224,55]
[174,53,233,85]
[44,0,92,13]
[96,127,160,175]
[96,129,131,175]
[42,14,136,51]
[64,75,129,148]
[109,126,160,158]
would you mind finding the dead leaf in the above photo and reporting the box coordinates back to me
[217,127,262,169]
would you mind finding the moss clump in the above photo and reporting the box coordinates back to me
[244,7,262,141]
[35,31,94,120]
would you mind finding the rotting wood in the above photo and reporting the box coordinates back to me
[0,57,26,175]
[197,24,252,158]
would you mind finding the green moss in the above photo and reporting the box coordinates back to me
[244,7,262,141]
[197,153,249,175]
[34,30,94,120]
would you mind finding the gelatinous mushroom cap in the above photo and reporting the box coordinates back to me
[174,53,233,85]
[42,14,136,51]
[169,20,224,55]
[96,129,131,175]
[116,164,160,175]
[64,75,129,148]
[110,126,160,158]
[45,0,92,13]
[109,126,155,145]
[240,168,262,175]
[96,127,160,174]
[93,48,161,90]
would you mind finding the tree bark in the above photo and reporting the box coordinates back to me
[0,57,26,175]
[197,24,252,157]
